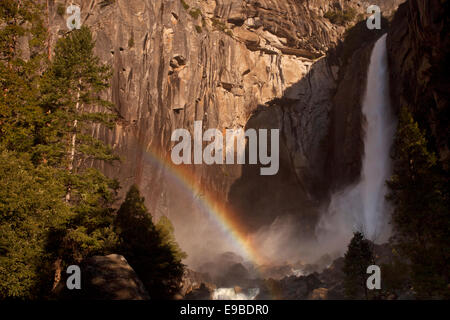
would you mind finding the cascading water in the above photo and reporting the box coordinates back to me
[212,288,260,300]
[359,34,396,239]
[207,34,396,298]
[316,34,396,253]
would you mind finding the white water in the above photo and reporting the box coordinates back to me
[315,34,396,253]
[212,288,260,300]
[359,34,396,239]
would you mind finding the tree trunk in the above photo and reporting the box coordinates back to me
[65,82,81,202]
[8,1,21,68]
[46,0,52,60]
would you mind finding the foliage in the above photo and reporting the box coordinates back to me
[387,107,450,299]
[128,36,134,48]
[115,186,185,299]
[37,27,122,289]
[57,4,65,17]
[0,6,187,299]
[195,25,203,34]
[211,18,227,32]
[0,5,120,298]
[380,253,410,298]
[156,215,187,262]
[99,0,115,9]
[39,26,116,166]
[0,0,59,299]
[0,150,71,299]
[343,232,375,299]
[0,0,46,154]
[180,0,190,10]
[47,168,120,268]
[189,8,202,20]
[324,8,357,26]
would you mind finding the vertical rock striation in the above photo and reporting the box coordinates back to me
[388,0,449,166]
[45,0,403,261]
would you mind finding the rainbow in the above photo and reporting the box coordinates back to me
[137,147,269,267]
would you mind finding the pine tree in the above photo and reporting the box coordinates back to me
[343,232,375,299]
[387,107,450,298]
[115,186,185,299]
[0,149,70,299]
[37,26,121,289]
[0,0,47,154]
[156,215,188,263]
[0,6,121,299]
[39,26,117,175]
[0,0,69,300]
[380,254,410,298]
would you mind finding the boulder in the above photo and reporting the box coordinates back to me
[60,254,150,300]
[184,283,213,300]
[308,287,329,300]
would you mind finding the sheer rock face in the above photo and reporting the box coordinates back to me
[326,18,390,191]
[47,1,402,241]
[388,0,450,166]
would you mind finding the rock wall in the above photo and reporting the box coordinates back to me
[326,19,389,191]
[387,0,449,166]
[45,0,403,261]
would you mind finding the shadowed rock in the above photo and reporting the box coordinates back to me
[60,254,150,300]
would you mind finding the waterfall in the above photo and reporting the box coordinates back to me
[359,34,396,239]
[212,288,260,300]
[315,34,396,253]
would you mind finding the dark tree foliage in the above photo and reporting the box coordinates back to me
[380,254,410,298]
[0,4,120,298]
[38,27,121,288]
[343,232,375,299]
[0,149,70,299]
[0,0,61,299]
[0,0,46,154]
[115,186,185,299]
[0,6,186,299]
[156,215,188,263]
[387,107,450,299]
[39,25,117,170]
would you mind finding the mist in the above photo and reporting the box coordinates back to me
[314,34,396,257]
[167,34,396,278]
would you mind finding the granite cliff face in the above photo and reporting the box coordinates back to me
[325,20,388,191]
[388,0,449,167]
[46,0,402,262]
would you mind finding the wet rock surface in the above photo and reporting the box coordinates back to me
[180,243,412,300]
[179,268,215,298]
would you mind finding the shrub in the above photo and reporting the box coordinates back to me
[57,4,65,16]
[324,8,357,26]
[180,0,190,10]
[211,17,227,32]
[99,0,115,8]
[128,36,134,48]
[189,8,202,20]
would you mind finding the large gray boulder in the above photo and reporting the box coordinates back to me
[60,254,150,300]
